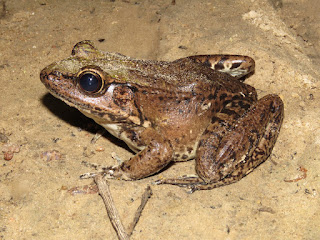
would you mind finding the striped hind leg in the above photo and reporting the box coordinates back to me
[155,95,284,193]
[187,55,255,80]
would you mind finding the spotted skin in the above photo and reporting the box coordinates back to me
[154,55,283,192]
[187,55,255,79]
[156,94,283,192]
[40,41,284,192]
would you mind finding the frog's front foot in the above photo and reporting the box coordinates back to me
[79,166,116,179]
[101,165,133,180]
[80,165,131,180]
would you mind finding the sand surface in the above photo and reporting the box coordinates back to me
[1,0,319,239]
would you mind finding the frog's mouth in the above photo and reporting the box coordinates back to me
[40,67,79,107]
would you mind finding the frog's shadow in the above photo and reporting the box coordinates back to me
[42,93,175,174]
[41,93,131,152]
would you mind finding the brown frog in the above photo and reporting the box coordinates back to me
[40,40,284,192]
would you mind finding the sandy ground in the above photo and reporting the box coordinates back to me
[1,0,319,239]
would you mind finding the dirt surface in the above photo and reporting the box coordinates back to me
[1,0,319,239]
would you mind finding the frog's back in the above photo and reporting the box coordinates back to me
[69,40,255,96]
[126,57,255,97]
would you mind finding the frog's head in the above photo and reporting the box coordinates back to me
[40,41,142,125]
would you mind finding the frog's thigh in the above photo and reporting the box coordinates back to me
[196,94,284,184]
[187,54,255,79]
[119,128,174,180]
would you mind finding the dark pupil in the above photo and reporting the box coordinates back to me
[79,73,102,92]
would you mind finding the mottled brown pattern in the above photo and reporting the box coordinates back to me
[40,41,284,191]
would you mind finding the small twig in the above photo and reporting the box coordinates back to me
[127,186,152,236]
[94,175,153,239]
[94,175,130,240]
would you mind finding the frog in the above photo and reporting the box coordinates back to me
[40,40,284,192]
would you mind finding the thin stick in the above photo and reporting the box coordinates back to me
[127,186,152,236]
[94,175,130,240]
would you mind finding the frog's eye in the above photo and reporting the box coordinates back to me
[78,71,104,94]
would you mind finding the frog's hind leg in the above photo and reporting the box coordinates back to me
[156,94,284,192]
[187,55,255,80]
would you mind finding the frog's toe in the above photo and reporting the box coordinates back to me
[79,166,120,179]
[100,166,122,178]
[79,172,99,179]
[153,178,201,193]
[111,152,124,165]
[153,176,202,186]
[186,186,197,194]
[152,179,162,185]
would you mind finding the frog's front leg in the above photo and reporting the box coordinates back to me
[103,128,174,180]
[156,94,284,192]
